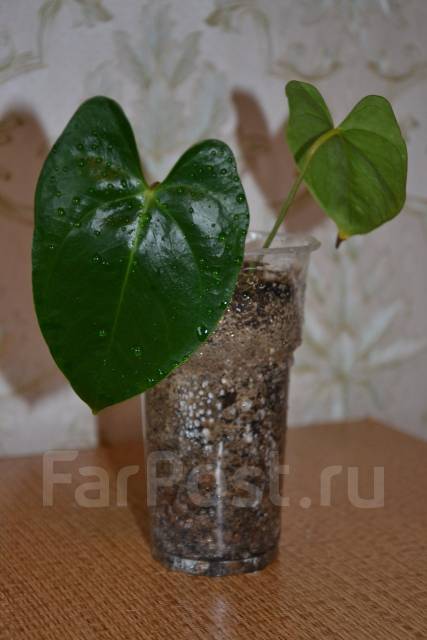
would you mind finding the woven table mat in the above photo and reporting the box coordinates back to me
[0,420,426,639]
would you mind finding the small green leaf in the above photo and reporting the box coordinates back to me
[286,80,407,237]
[33,97,249,412]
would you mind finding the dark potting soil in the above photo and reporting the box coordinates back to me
[145,262,306,575]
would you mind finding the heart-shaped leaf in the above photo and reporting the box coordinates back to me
[286,80,407,238]
[33,97,249,412]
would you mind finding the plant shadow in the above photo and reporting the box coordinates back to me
[0,107,67,402]
[0,106,142,447]
[97,397,143,446]
[0,91,323,454]
[232,89,326,233]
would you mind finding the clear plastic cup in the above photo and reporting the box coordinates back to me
[143,232,320,575]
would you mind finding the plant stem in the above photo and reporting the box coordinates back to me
[263,128,340,249]
[263,168,307,249]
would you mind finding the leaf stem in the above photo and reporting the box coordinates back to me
[263,128,340,249]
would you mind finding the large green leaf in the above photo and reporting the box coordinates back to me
[286,80,407,237]
[33,97,249,412]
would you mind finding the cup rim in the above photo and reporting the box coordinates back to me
[244,230,321,257]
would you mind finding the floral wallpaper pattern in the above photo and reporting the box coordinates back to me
[1,0,426,455]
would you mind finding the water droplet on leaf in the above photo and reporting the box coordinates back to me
[98,329,107,338]
[197,325,209,340]
[236,193,245,203]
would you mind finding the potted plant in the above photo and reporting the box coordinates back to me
[32,81,407,576]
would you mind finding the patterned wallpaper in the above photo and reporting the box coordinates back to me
[1,0,427,455]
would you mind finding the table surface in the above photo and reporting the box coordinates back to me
[1,420,426,640]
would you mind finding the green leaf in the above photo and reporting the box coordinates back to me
[33,97,249,412]
[285,80,407,237]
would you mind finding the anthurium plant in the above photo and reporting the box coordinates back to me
[32,81,407,412]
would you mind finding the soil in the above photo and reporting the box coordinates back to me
[144,261,306,575]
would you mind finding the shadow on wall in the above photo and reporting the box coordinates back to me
[98,398,142,446]
[0,107,63,401]
[0,107,141,447]
[0,93,325,450]
[232,89,326,233]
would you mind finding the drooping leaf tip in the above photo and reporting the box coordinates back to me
[335,232,348,249]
